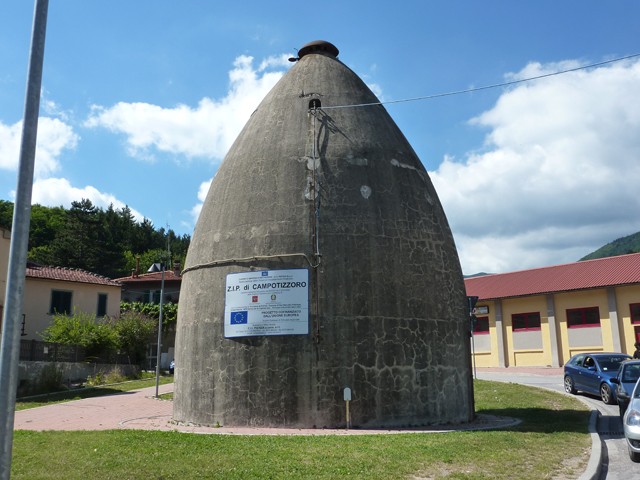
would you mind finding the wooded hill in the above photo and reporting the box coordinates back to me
[0,199,190,279]
[580,231,640,261]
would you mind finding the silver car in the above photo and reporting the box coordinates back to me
[622,377,640,462]
[612,360,640,416]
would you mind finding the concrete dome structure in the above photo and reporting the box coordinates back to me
[173,40,473,428]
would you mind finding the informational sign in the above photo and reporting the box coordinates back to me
[224,269,309,338]
[473,306,489,315]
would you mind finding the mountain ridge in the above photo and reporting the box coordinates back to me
[580,231,640,261]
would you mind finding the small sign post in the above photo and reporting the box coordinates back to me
[344,387,352,429]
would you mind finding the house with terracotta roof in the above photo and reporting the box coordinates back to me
[0,226,122,340]
[465,253,640,368]
[114,264,182,369]
[115,263,182,305]
[21,264,122,340]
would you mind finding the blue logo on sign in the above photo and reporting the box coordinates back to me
[261,271,269,276]
[230,311,248,325]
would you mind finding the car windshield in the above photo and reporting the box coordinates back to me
[623,364,640,383]
[597,356,629,371]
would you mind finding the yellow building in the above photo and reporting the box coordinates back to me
[465,253,640,367]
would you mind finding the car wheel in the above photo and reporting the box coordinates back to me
[629,445,640,463]
[600,383,614,404]
[564,375,576,394]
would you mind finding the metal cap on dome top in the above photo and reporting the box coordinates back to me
[297,40,339,59]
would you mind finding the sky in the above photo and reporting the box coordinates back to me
[1,1,639,275]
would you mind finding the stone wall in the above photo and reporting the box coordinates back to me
[18,360,139,386]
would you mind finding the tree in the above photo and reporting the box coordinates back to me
[49,199,101,271]
[0,198,191,278]
[123,248,171,277]
[29,204,66,249]
[132,218,162,253]
[112,311,156,365]
[0,200,14,229]
[27,245,55,265]
[95,204,128,278]
[116,205,137,252]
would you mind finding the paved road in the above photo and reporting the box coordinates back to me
[476,368,639,480]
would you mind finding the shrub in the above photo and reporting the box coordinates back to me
[120,301,178,332]
[86,371,104,386]
[40,309,158,367]
[112,311,156,365]
[40,310,118,357]
[104,366,127,384]
[86,366,130,386]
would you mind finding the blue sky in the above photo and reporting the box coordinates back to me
[1,1,639,274]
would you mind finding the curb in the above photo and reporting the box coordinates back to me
[579,409,602,480]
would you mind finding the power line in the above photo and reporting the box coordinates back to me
[322,53,640,110]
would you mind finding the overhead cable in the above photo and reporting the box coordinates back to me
[321,52,640,110]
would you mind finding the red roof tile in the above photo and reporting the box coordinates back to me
[114,270,182,284]
[26,265,121,287]
[465,253,640,300]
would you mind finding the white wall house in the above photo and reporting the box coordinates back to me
[0,227,122,340]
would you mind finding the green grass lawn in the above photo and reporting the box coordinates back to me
[11,380,591,479]
[15,375,174,411]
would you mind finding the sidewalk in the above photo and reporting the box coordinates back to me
[14,383,175,432]
[476,366,563,376]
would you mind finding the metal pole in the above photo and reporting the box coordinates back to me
[471,331,477,380]
[154,265,165,398]
[0,1,49,478]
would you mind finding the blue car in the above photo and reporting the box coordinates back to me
[611,360,640,415]
[564,352,631,404]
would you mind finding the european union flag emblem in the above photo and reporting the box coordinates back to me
[230,311,248,325]
[261,271,269,276]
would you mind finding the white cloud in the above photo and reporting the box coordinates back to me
[367,82,384,101]
[85,54,291,162]
[0,121,22,170]
[189,177,213,225]
[41,91,71,122]
[258,54,292,71]
[431,59,640,274]
[23,177,144,221]
[0,117,78,177]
